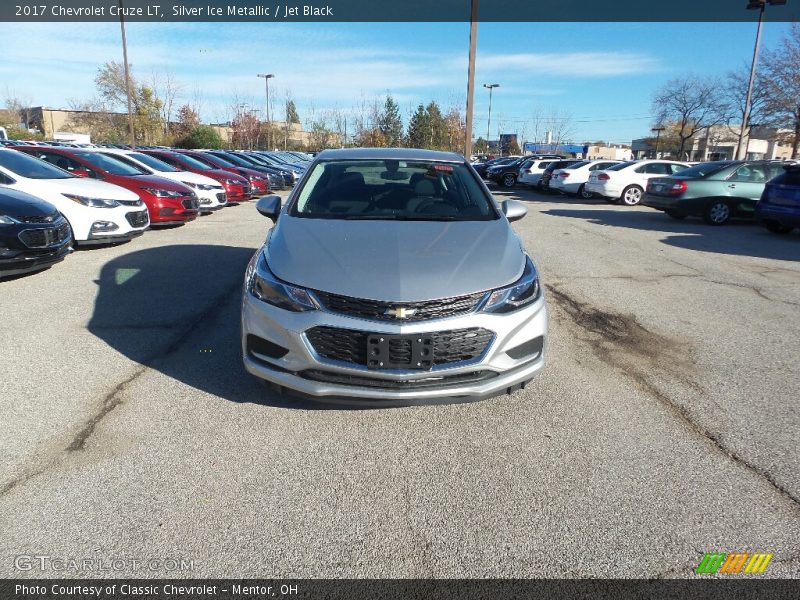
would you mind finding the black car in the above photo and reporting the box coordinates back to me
[0,187,72,279]
[540,159,584,191]
[472,156,518,179]
[486,157,528,188]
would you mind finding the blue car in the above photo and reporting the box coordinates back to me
[756,163,800,234]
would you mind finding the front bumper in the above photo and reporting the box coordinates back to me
[241,290,548,403]
[0,226,72,278]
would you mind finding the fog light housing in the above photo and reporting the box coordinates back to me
[159,208,176,216]
[91,221,119,232]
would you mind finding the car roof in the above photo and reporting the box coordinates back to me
[316,147,465,162]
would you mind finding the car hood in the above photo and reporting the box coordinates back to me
[125,174,195,193]
[41,177,141,200]
[0,187,57,217]
[157,170,221,187]
[267,216,525,301]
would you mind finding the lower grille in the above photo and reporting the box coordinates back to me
[299,369,498,390]
[305,326,494,368]
[18,222,71,248]
[181,197,199,210]
[314,290,486,322]
[216,193,226,203]
[125,211,148,227]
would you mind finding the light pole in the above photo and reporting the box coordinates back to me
[118,0,135,148]
[736,0,787,160]
[651,126,666,158]
[483,83,499,154]
[257,73,275,149]
[464,0,479,158]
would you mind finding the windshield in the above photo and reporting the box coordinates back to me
[75,152,148,176]
[674,161,736,178]
[291,159,498,221]
[129,152,180,172]
[167,152,215,170]
[194,152,234,168]
[0,149,74,179]
[211,152,250,167]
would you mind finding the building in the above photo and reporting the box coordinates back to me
[632,124,794,161]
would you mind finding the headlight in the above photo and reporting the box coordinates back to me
[482,256,541,313]
[62,194,120,208]
[247,251,318,312]
[0,214,20,225]
[141,187,183,198]
[222,178,240,185]
[249,175,264,182]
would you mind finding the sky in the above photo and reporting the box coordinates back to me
[0,19,793,145]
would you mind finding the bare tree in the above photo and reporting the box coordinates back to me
[545,109,576,148]
[151,69,183,139]
[651,75,727,160]
[760,23,800,158]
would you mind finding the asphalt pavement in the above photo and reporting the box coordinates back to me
[1,185,798,578]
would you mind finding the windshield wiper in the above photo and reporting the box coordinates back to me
[337,214,464,221]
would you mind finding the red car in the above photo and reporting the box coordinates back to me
[142,150,251,204]
[178,150,269,199]
[17,147,199,226]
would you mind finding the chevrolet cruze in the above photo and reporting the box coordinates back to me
[241,148,548,405]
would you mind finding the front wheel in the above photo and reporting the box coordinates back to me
[703,200,731,225]
[620,185,643,206]
[502,173,517,188]
[764,220,793,234]
[577,184,594,200]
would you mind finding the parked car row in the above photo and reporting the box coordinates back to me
[0,145,312,280]
[487,155,800,233]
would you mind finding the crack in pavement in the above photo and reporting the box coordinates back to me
[0,277,244,500]
[545,283,800,510]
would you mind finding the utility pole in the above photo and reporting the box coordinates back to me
[484,83,499,153]
[257,73,275,149]
[119,0,135,148]
[464,0,479,158]
[651,126,666,158]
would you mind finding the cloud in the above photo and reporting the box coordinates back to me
[476,52,660,77]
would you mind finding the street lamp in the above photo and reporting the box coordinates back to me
[483,83,499,153]
[651,126,666,158]
[257,73,275,149]
[736,0,788,160]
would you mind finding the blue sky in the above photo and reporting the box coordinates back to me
[1,20,792,145]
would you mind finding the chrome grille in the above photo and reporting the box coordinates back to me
[313,290,486,322]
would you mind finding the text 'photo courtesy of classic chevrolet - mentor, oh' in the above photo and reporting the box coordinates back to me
[241,148,548,405]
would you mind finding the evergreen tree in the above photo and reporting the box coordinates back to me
[286,99,300,124]
[378,95,403,147]
[406,104,429,149]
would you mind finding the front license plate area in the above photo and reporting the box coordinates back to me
[367,335,434,370]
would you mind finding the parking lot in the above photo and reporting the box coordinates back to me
[1,185,799,578]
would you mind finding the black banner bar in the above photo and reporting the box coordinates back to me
[2,579,800,600]
[2,0,800,23]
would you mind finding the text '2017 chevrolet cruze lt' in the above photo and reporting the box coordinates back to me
[242,148,548,405]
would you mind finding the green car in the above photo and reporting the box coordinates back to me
[642,160,788,225]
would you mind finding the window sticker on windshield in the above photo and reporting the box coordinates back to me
[433,164,454,172]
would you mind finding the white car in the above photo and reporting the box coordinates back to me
[0,149,149,245]
[518,158,560,187]
[550,159,624,199]
[97,149,227,212]
[585,160,691,206]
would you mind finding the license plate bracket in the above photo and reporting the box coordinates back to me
[367,335,434,370]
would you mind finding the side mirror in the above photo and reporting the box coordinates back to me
[256,195,281,223]
[72,168,90,178]
[502,199,528,222]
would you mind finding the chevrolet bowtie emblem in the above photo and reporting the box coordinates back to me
[385,306,417,319]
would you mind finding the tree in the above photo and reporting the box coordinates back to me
[378,95,403,147]
[425,101,447,150]
[474,137,489,153]
[761,23,800,158]
[175,125,222,149]
[651,75,727,160]
[174,104,200,140]
[286,98,300,124]
[505,139,522,155]
[406,104,429,149]
[231,110,261,150]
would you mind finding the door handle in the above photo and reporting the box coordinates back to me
[728,184,736,188]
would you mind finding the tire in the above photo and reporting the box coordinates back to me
[665,210,686,220]
[620,185,644,206]
[703,200,732,225]
[502,173,517,188]
[764,220,793,234]
[577,184,594,200]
